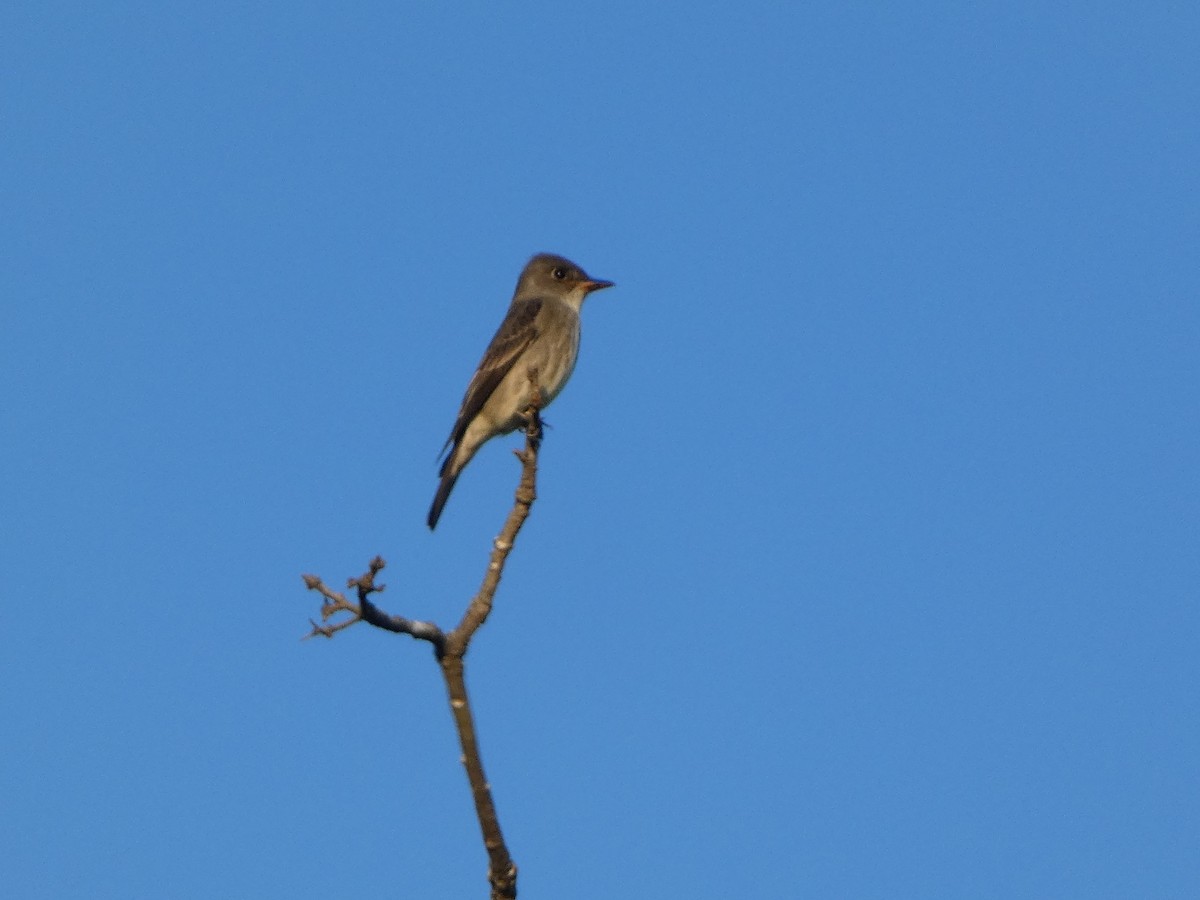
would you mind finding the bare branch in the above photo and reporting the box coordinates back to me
[446,378,543,656]
[301,374,545,898]
[300,561,446,654]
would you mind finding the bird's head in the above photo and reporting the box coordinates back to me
[517,253,614,308]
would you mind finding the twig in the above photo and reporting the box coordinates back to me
[302,557,446,653]
[300,376,545,899]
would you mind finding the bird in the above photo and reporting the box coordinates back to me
[427,253,614,529]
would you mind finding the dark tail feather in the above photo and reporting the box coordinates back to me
[427,467,459,530]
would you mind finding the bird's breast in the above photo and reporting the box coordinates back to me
[533,309,581,405]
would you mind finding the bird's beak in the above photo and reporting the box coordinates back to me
[581,278,615,293]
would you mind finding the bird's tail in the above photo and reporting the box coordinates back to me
[427,464,460,530]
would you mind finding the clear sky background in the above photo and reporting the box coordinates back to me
[2,2,1197,898]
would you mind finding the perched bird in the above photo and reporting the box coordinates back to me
[428,253,614,529]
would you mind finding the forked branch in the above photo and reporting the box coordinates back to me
[301,378,545,900]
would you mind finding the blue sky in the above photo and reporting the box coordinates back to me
[2,2,1197,897]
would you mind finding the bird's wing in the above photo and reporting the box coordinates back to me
[440,297,543,458]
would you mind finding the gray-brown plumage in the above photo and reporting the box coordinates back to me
[428,253,614,529]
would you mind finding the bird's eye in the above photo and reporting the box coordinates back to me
[552,266,567,280]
